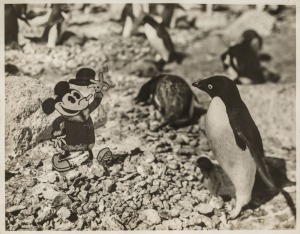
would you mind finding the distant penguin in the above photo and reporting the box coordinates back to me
[141,14,184,64]
[26,4,71,47]
[192,75,296,219]
[5,4,29,49]
[41,4,69,48]
[196,156,236,199]
[122,4,148,38]
[135,74,203,131]
[220,33,266,84]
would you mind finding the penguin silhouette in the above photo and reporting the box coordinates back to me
[192,75,296,219]
[141,14,184,64]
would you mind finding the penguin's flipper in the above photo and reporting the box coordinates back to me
[236,131,276,190]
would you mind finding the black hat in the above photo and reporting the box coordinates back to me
[69,68,96,86]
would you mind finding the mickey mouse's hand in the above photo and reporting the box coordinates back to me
[51,135,66,148]
[88,79,110,93]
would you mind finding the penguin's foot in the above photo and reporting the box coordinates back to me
[228,206,242,220]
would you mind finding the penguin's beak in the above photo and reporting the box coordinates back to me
[192,80,206,90]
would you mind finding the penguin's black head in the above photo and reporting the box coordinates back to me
[192,75,240,100]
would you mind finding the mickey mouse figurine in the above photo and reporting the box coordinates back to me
[42,67,112,172]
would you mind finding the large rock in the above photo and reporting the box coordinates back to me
[195,83,295,148]
[221,10,276,41]
[5,76,108,158]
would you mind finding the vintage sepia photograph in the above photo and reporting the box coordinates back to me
[4,0,297,231]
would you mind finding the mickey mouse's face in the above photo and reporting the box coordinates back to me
[55,89,92,117]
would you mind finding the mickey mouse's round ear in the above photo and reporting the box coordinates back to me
[54,81,70,96]
[42,98,56,115]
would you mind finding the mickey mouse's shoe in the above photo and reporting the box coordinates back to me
[52,153,74,173]
[97,147,113,166]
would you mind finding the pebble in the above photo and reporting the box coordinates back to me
[144,152,156,163]
[6,205,26,213]
[149,185,159,194]
[178,200,194,211]
[56,207,71,219]
[65,171,81,181]
[195,203,214,215]
[170,206,182,217]
[47,172,58,183]
[162,218,183,230]
[168,161,179,170]
[140,209,161,225]
[36,207,54,223]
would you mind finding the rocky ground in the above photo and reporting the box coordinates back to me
[5,5,296,230]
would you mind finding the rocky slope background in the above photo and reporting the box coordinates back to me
[5,4,296,230]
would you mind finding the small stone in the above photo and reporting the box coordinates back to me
[168,161,179,170]
[98,199,105,213]
[36,207,54,223]
[78,190,88,202]
[212,215,221,225]
[88,210,97,219]
[23,215,35,224]
[137,122,148,130]
[162,218,182,230]
[56,207,71,219]
[76,218,85,230]
[144,152,155,163]
[178,200,194,211]
[176,134,190,144]
[47,172,58,183]
[195,203,214,215]
[209,196,224,210]
[149,185,159,194]
[42,187,60,201]
[6,205,26,213]
[52,192,72,207]
[149,121,160,131]
[170,206,182,217]
[140,209,161,225]
[179,208,190,218]
[66,170,81,181]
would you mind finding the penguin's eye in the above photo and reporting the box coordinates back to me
[68,96,76,103]
[208,84,213,89]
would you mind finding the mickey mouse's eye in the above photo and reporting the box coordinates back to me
[73,91,81,99]
[68,96,76,103]
[208,84,213,89]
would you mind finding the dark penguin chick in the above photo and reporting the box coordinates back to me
[135,74,203,131]
[196,157,236,199]
[220,40,265,84]
[141,14,184,64]
[192,76,296,219]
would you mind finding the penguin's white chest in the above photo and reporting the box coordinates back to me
[205,97,256,191]
[122,16,133,38]
[144,23,170,61]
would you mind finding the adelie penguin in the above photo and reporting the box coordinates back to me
[221,30,279,84]
[27,4,71,48]
[135,74,205,131]
[5,4,29,49]
[141,14,185,65]
[192,76,296,219]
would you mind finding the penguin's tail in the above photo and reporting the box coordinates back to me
[279,188,297,219]
[170,51,187,64]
